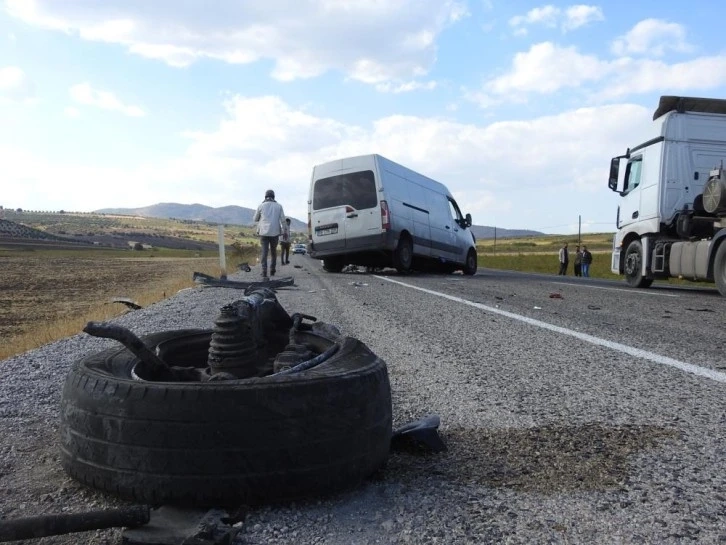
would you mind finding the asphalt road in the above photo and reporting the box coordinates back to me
[257,255,726,544]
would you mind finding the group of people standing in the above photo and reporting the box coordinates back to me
[253,189,292,280]
[558,242,593,277]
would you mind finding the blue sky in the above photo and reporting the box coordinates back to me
[1,0,724,233]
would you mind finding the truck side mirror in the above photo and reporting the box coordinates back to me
[608,157,621,192]
[465,213,472,227]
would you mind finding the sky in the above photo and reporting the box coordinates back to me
[0,1,724,234]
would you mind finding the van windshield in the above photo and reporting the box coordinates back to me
[313,170,377,211]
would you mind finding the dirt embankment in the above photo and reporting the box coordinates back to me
[0,256,218,353]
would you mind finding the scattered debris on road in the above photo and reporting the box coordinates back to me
[109,297,142,310]
[193,271,294,291]
[122,507,240,545]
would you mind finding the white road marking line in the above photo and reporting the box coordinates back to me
[376,275,726,384]
[555,282,680,297]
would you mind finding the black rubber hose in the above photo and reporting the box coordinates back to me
[271,343,340,376]
[0,506,150,541]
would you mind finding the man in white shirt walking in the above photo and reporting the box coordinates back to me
[253,189,286,279]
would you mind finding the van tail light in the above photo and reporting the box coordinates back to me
[380,200,390,231]
[307,212,312,241]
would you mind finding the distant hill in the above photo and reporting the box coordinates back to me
[0,216,220,251]
[95,203,308,231]
[0,218,84,243]
[470,225,544,239]
[94,203,543,239]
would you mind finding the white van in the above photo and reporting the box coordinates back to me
[308,154,477,274]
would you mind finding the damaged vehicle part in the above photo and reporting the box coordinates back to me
[59,290,392,506]
[122,507,239,545]
[192,271,294,290]
[391,414,447,453]
[0,506,149,542]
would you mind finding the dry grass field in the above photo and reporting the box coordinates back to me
[0,211,264,360]
[0,255,224,360]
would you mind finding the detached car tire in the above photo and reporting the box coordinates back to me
[59,329,392,506]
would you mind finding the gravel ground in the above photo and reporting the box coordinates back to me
[2,257,726,544]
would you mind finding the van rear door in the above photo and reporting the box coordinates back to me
[311,170,379,250]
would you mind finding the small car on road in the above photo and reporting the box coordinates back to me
[292,243,307,255]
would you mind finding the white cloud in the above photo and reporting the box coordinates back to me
[611,19,693,57]
[483,42,606,98]
[509,5,560,30]
[69,83,145,117]
[596,55,726,100]
[509,4,602,34]
[473,39,726,105]
[563,5,604,31]
[375,80,438,93]
[5,0,467,85]
[0,95,652,232]
[0,66,35,102]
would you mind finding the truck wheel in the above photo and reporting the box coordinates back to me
[713,242,726,296]
[393,235,413,273]
[59,329,392,506]
[323,257,344,272]
[462,249,478,276]
[624,240,653,288]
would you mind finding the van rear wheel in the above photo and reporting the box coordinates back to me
[394,235,413,273]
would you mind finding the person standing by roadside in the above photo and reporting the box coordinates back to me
[581,245,593,277]
[558,242,569,275]
[280,218,292,265]
[573,245,583,277]
[253,189,286,280]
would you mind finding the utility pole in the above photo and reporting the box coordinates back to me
[578,215,581,244]
[494,226,497,251]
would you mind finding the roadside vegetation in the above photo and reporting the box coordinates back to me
[477,233,619,279]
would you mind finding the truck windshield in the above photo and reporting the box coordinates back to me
[313,170,377,211]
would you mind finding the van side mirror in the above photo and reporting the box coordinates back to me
[465,213,472,227]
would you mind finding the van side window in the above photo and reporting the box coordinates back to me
[623,156,643,194]
[448,198,463,224]
[313,170,377,211]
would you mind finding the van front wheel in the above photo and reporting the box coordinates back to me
[463,249,478,276]
[394,235,413,273]
[323,258,344,273]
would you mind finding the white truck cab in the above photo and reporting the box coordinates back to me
[609,96,726,295]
